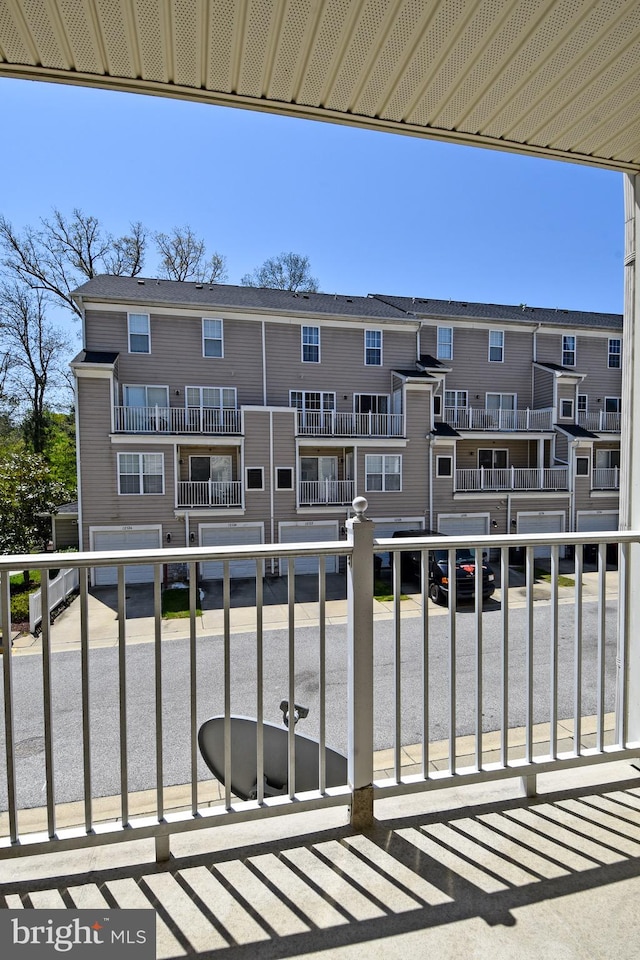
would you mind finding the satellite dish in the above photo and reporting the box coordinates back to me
[198,715,348,801]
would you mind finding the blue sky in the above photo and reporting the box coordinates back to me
[0,75,624,339]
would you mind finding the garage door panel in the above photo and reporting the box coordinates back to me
[92,529,160,585]
[201,526,263,579]
[437,516,489,536]
[576,513,619,533]
[279,523,339,574]
[517,514,564,558]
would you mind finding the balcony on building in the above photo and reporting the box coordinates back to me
[443,405,555,431]
[177,448,243,507]
[298,452,355,506]
[114,385,242,436]
[456,465,569,492]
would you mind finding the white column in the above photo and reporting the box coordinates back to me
[619,174,640,743]
[346,496,374,827]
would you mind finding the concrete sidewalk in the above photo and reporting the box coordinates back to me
[10,568,620,656]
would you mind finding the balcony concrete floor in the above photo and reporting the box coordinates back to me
[2,758,640,959]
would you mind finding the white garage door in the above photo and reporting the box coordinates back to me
[200,525,263,579]
[92,528,161,586]
[279,522,339,574]
[576,512,619,533]
[437,515,489,536]
[517,513,564,558]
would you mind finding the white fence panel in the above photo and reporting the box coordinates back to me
[29,566,79,632]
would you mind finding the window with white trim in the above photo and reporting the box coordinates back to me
[364,329,382,365]
[123,385,168,408]
[478,449,507,469]
[605,397,621,413]
[444,390,467,408]
[436,455,452,477]
[365,454,401,492]
[118,453,164,494]
[576,457,589,476]
[189,455,232,482]
[437,327,453,360]
[354,394,389,414]
[488,330,504,362]
[595,449,620,469]
[276,467,293,490]
[577,394,588,412]
[562,335,576,366]
[128,313,150,353]
[246,467,264,490]
[608,338,622,368]
[560,398,574,418]
[186,386,237,409]
[486,393,515,410]
[203,318,223,357]
[302,326,320,362]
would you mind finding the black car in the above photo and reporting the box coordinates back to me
[391,530,495,605]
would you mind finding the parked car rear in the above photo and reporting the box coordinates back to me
[391,530,495,605]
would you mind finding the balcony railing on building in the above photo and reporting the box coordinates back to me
[114,405,242,435]
[296,410,404,437]
[592,467,620,489]
[177,480,242,507]
[444,407,554,431]
[577,410,621,432]
[456,466,569,491]
[299,479,355,505]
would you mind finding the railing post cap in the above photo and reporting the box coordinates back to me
[352,496,368,518]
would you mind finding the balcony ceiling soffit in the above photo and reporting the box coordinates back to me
[1,1,640,172]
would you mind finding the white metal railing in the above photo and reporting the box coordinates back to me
[456,466,569,491]
[592,467,620,489]
[28,567,79,632]
[113,405,242,434]
[1,509,638,863]
[296,410,404,436]
[299,479,355,504]
[577,411,621,432]
[443,407,554,430]
[177,480,242,506]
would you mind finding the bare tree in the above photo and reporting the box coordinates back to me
[155,226,228,283]
[0,209,148,318]
[0,283,69,453]
[241,252,319,292]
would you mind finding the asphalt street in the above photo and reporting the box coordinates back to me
[1,596,619,809]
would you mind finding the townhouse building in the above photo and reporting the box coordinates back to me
[70,276,622,584]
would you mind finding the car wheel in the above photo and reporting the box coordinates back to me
[429,582,444,605]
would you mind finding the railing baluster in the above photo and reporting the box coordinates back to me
[255,558,265,803]
[79,568,92,832]
[1,570,18,843]
[550,545,559,759]
[573,545,583,756]
[393,547,402,782]
[117,565,128,826]
[500,546,509,767]
[318,556,326,793]
[422,548,429,779]
[618,540,630,747]
[525,546,534,764]
[288,557,296,799]
[474,548,483,770]
[154,564,164,820]
[448,546,456,774]
[223,560,232,809]
[189,561,198,815]
[597,542,607,751]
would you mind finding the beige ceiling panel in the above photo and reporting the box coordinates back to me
[324,0,396,113]
[205,0,236,91]
[95,0,137,78]
[588,115,640,163]
[18,0,69,69]
[296,0,357,107]
[57,0,102,74]
[132,0,168,83]
[238,0,275,97]
[171,0,201,88]
[268,0,314,102]
[562,78,640,156]
[0,0,34,64]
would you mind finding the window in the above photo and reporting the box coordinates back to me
[276,467,293,490]
[246,467,264,490]
[433,395,442,417]
[444,390,467,408]
[562,335,576,366]
[576,457,589,476]
[190,455,232,482]
[186,386,236,409]
[128,313,150,353]
[486,393,515,410]
[595,449,620,469]
[478,449,508,469]
[123,385,168,407]
[203,318,223,357]
[364,329,382,365]
[608,338,621,368]
[560,399,574,418]
[437,327,453,360]
[365,454,401,492]
[436,456,452,477]
[302,326,320,362]
[118,453,163,495]
[605,396,621,413]
[488,330,504,362]
[578,394,588,412]
[354,394,389,414]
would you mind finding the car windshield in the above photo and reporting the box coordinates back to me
[432,548,476,563]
